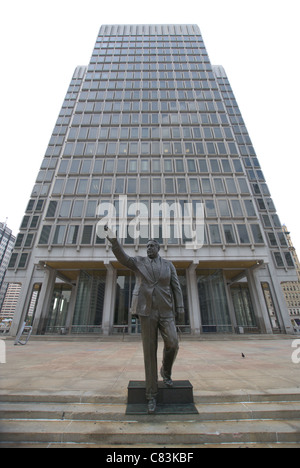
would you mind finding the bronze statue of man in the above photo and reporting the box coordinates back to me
[105,227,185,414]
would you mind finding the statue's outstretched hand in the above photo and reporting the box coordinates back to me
[104,225,117,243]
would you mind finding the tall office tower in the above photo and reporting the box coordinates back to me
[0,221,15,309]
[0,283,22,319]
[5,24,297,337]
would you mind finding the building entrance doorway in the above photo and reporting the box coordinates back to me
[72,270,106,334]
[197,269,232,333]
[231,282,259,333]
[44,284,72,334]
[114,271,140,334]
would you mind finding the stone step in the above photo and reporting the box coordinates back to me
[0,418,300,445]
[2,442,300,448]
[1,390,300,404]
[1,392,300,447]
[6,333,295,342]
[1,401,300,422]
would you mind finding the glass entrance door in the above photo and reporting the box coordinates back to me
[45,284,72,334]
[72,270,106,333]
[231,283,259,333]
[197,269,233,333]
[114,271,140,334]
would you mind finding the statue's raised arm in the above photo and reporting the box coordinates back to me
[104,225,136,271]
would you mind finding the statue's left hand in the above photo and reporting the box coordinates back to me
[176,308,185,325]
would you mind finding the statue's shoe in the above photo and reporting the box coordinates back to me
[147,398,157,414]
[160,367,174,387]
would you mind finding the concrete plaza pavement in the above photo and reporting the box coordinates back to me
[1,336,300,402]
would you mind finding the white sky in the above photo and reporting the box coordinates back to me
[0,0,299,253]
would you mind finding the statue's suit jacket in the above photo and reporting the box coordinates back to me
[111,239,184,318]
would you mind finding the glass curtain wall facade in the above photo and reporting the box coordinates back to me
[5,24,297,337]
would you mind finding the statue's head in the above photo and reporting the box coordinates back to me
[147,239,160,259]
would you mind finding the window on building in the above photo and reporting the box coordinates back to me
[115,178,125,194]
[237,224,250,244]
[81,226,93,244]
[251,224,264,244]
[18,253,29,269]
[66,225,79,245]
[231,200,243,217]
[53,225,66,244]
[8,253,18,269]
[93,160,103,173]
[102,179,113,194]
[278,232,288,247]
[90,178,101,194]
[72,200,84,218]
[86,200,97,217]
[165,178,175,194]
[177,178,187,193]
[15,234,24,248]
[244,200,256,217]
[226,178,237,194]
[127,178,137,194]
[164,159,173,173]
[205,200,217,218]
[284,252,294,268]
[46,201,58,218]
[274,252,284,268]
[152,178,162,194]
[52,179,64,195]
[189,178,200,193]
[59,200,71,218]
[223,224,236,244]
[39,226,52,245]
[77,179,88,195]
[64,179,76,195]
[214,178,225,194]
[209,224,222,244]
[202,178,212,193]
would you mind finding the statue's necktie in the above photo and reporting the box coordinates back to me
[151,258,160,281]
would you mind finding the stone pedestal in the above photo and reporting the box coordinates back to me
[126,380,198,414]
